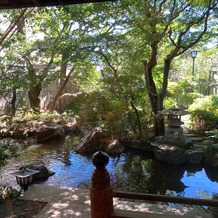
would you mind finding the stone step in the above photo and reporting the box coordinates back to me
[186,137,204,142]
[184,133,204,143]
[184,133,198,137]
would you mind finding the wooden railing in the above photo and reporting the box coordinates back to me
[90,151,218,218]
[113,191,218,207]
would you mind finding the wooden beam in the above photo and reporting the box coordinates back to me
[7,0,19,7]
[58,0,66,5]
[32,0,41,7]
[0,0,116,10]
[113,191,218,207]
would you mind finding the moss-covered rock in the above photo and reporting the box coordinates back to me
[204,144,218,167]
[186,150,204,164]
[154,145,186,165]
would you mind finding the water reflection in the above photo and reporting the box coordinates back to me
[1,141,218,199]
[109,149,218,198]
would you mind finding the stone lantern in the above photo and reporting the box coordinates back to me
[158,107,190,146]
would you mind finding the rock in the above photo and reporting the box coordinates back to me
[36,125,64,143]
[154,145,186,165]
[184,140,193,147]
[75,127,103,154]
[58,92,82,112]
[155,136,164,143]
[204,144,218,167]
[75,127,124,157]
[121,137,156,153]
[204,164,218,182]
[19,165,55,182]
[103,140,124,156]
[185,150,204,164]
[203,138,218,146]
[64,123,82,136]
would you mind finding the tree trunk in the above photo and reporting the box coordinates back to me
[130,101,142,139]
[48,67,74,112]
[143,56,172,136]
[11,88,17,117]
[154,59,172,136]
[28,84,41,112]
[59,52,69,93]
[143,57,164,136]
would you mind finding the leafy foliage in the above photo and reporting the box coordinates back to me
[189,96,218,134]
[0,1,217,138]
[189,95,218,115]
[0,142,17,167]
[190,109,218,133]
[206,129,218,141]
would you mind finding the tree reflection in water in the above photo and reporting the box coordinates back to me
[1,142,217,199]
[109,148,218,198]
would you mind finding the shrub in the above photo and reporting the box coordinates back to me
[0,143,10,167]
[0,141,18,167]
[206,129,218,142]
[189,95,218,134]
[190,109,218,134]
[189,95,218,115]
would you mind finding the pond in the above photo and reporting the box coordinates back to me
[1,140,218,200]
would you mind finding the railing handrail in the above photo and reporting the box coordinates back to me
[90,151,218,217]
[113,191,218,207]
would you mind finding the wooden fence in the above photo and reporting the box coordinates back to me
[90,151,218,218]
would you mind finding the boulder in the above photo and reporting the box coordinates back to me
[75,127,124,157]
[185,150,204,164]
[19,165,55,182]
[36,125,64,143]
[75,127,103,154]
[204,164,218,182]
[103,140,124,156]
[64,123,82,136]
[204,144,218,167]
[154,145,186,165]
[121,137,156,153]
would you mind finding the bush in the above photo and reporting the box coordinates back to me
[189,95,218,115]
[190,109,218,134]
[0,141,18,167]
[206,129,218,142]
[0,186,20,203]
[0,143,10,166]
[189,95,218,134]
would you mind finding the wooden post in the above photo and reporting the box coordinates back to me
[90,151,113,218]
[212,194,218,217]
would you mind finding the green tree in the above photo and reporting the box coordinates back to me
[0,9,33,115]
[121,0,217,136]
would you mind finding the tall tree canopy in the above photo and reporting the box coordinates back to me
[118,0,218,135]
[0,0,217,138]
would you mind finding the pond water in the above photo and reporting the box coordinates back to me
[1,140,218,200]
